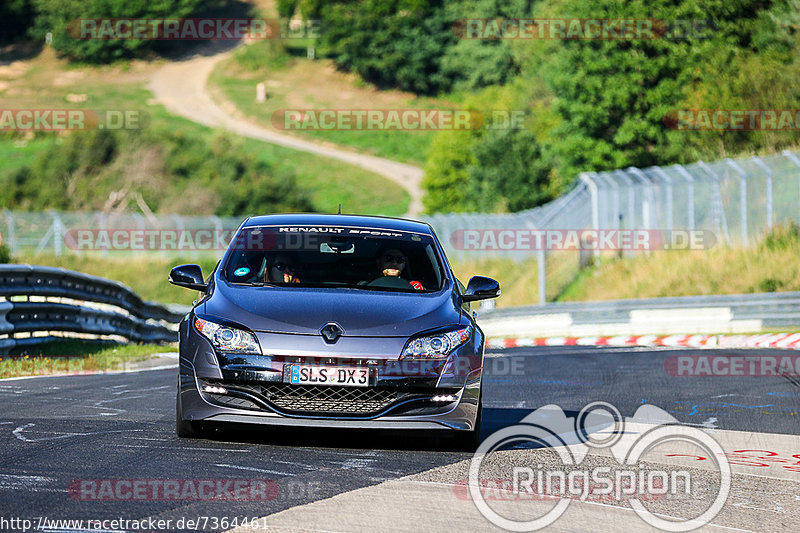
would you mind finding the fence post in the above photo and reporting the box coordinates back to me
[782,150,800,223]
[626,167,654,230]
[725,158,748,244]
[51,211,63,256]
[3,210,16,255]
[211,215,223,253]
[673,165,695,230]
[697,161,731,246]
[750,156,773,232]
[595,172,620,230]
[99,212,109,257]
[614,170,635,230]
[579,173,600,259]
[537,248,546,305]
[35,217,54,255]
[652,167,674,233]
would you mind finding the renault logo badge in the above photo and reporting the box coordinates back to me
[320,323,343,343]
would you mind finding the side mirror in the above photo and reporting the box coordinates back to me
[462,276,500,302]
[169,264,207,292]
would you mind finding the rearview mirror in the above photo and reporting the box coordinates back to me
[462,276,500,302]
[169,264,207,292]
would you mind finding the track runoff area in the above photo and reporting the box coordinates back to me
[0,342,798,532]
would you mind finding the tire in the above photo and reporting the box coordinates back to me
[176,391,204,439]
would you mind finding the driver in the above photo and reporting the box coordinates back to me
[377,248,407,278]
[267,253,300,283]
[374,247,424,290]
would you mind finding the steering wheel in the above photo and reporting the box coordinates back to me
[365,276,418,289]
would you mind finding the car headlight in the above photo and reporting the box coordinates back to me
[402,326,472,359]
[194,317,261,354]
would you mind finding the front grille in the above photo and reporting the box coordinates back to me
[200,379,441,417]
[258,383,400,415]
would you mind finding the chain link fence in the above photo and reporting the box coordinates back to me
[2,150,798,304]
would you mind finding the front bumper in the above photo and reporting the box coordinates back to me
[177,318,484,431]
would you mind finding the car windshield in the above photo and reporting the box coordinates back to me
[221,225,445,292]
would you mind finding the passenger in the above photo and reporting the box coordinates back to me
[267,254,300,283]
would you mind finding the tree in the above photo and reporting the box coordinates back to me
[0,0,35,44]
[531,0,797,177]
[31,0,207,62]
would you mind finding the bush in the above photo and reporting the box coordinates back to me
[531,0,800,179]
[0,0,36,44]
[0,244,11,264]
[422,82,560,214]
[30,0,208,62]
[318,0,527,95]
[762,221,800,251]
[233,39,288,71]
[0,128,314,216]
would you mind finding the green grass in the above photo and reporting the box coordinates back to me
[13,251,219,305]
[209,42,442,166]
[0,340,175,378]
[87,85,411,216]
[0,136,54,174]
[0,53,410,217]
[236,137,410,217]
[557,224,800,302]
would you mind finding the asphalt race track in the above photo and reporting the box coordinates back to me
[1,346,798,532]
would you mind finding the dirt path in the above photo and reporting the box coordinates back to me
[148,46,424,218]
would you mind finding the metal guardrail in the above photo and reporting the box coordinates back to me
[0,265,187,351]
[477,292,800,338]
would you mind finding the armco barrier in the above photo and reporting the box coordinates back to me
[0,265,188,351]
[477,292,800,339]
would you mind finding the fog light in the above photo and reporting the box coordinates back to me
[432,395,455,402]
[202,385,227,395]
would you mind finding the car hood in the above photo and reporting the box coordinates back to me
[203,281,462,337]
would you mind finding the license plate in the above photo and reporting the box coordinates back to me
[286,365,370,387]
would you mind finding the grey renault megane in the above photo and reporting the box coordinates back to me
[169,214,500,446]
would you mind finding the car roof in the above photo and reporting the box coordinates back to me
[242,213,434,234]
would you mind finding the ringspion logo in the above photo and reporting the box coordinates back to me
[469,402,730,531]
